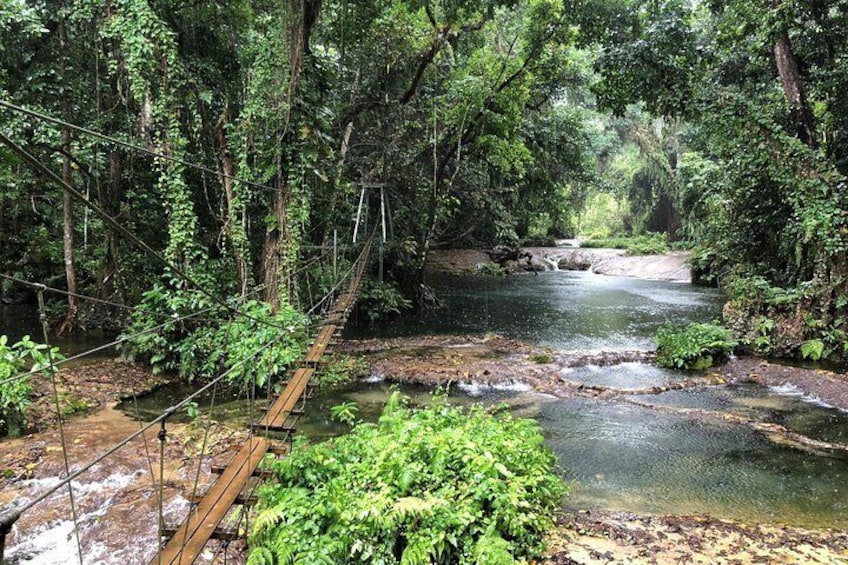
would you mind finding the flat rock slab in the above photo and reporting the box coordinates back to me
[543,509,848,564]
[426,247,692,282]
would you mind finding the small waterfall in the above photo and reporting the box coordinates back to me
[542,256,560,271]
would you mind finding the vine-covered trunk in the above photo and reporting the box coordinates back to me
[773,32,816,148]
[261,182,293,310]
[216,111,250,298]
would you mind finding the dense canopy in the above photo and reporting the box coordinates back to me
[1,0,847,359]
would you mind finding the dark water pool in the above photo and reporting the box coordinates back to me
[348,271,724,351]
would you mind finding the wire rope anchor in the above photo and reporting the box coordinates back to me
[0,506,22,562]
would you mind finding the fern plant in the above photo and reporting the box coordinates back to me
[248,392,566,564]
[655,322,737,370]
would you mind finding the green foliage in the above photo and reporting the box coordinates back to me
[726,276,805,311]
[249,393,566,565]
[800,339,826,362]
[329,401,359,427]
[753,316,775,355]
[580,233,669,255]
[125,293,306,387]
[0,334,65,435]
[358,279,412,322]
[655,322,737,370]
[529,349,554,364]
[317,355,369,388]
[521,234,558,247]
[479,262,507,277]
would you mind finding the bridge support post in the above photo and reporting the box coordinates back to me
[0,506,22,561]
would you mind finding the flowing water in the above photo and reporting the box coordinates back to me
[5,269,848,563]
[341,271,848,528]
[117,271,848,528]
[348,271,724,351]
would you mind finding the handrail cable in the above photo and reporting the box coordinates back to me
[0,333,285,523]
[0,100,277,194]
[0,274,328,392]
[0,132,298,334]
[224,238,371,553]
[0,273,140,314]
[150,235,373,564]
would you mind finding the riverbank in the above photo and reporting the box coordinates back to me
[341,333,848,562]
[426,247,692,282]
[4,337,848,563]
[544,509,848,564]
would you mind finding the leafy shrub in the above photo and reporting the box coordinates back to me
[725,275,805,309]
[800,339,826,361]
[529,349,554,364]
[479,262,507,276]
[580,233,669,255]
[521,234,557,247]
[655,322,737,370]
[317,355,370,388]
[249,392,566,565]
[125,288,306,387]
[0,335,65,435]
[357,278,412,322]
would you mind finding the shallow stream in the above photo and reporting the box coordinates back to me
[4,269,848,565]
[123,271,848,528]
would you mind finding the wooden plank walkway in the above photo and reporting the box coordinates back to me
[154,437,270,565]
[149,238,372,565]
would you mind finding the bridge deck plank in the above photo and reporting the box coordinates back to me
[259,367,314,428]
[150,236,372,564]
[152,436,269,565]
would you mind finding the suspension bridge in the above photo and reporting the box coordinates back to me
[153,240,372,565]
[0,100,384,564]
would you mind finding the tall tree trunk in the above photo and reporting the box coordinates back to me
[260,0,322,310]
[773,31,817,148]
[216,110,250,298]
[261,181,291,310]
[57,18,78,336]
[97,150,122,303]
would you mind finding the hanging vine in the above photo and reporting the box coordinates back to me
[91,0,205,276]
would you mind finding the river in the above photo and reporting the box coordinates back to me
[3,269,848,564]
[125,271,848,528]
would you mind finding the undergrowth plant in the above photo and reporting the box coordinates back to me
[317,355,370,388]
[357,278,412,322]
[655,322,737,370]
[248,392,566,565]
[125,290,306,387]
[0,335,65,435]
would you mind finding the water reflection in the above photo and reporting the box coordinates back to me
[0,304,116,358]
[349,271,724,351]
